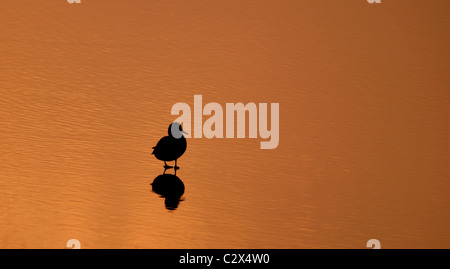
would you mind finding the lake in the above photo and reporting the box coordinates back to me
[0,0,449,248]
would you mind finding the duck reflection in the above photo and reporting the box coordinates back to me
[151,169,185,210]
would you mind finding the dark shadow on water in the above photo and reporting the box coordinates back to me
[151,169,185,211]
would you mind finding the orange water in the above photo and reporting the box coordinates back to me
[0,0,449,248]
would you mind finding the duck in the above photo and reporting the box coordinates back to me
[152,122,187,169]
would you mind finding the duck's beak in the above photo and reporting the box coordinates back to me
[181,131,188,135]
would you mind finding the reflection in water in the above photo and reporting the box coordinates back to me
[151,169,185,211]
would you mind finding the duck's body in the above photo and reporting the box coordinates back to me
[152,135,187,161]
[152,123,187,168]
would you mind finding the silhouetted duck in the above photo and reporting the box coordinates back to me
[152,122,187,169]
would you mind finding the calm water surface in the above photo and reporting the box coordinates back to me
[0,1,449,248]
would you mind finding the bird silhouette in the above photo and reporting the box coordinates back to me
[152,122,187,169]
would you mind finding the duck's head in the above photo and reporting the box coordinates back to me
[169,122,188,139]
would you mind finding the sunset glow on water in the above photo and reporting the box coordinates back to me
[0,0,449,248]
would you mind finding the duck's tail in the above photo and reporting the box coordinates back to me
[151,146,156,155]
